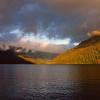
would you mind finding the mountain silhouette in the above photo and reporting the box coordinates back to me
[0,49,32,64]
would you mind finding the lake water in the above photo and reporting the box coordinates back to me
[0,65,100,100]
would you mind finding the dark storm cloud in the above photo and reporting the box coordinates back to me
[0,0,60,38]
[40,0,100,41]
[0,0,100,43]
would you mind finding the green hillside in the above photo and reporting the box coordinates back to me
[51,36,100,64]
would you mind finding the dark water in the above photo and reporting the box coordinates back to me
[0,65,100,100]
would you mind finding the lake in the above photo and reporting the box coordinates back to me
[0,65,100,100]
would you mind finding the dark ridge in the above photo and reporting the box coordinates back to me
[0,50,33,64]
[75,36,100,49]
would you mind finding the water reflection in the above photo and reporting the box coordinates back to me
[0,65,100,100]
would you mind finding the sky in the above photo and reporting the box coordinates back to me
[0,0,100,53]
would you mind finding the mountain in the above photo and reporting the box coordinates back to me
[52,36,100,64]
[0,44,58,64]
[0,49,32,64]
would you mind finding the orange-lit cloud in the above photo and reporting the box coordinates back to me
[88,30,100,37]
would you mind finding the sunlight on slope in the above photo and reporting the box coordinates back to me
[18,55,49,64]
[51,42,100,64]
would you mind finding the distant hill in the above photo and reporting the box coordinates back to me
[13,46,58,60]
[18,51,58,64]
[27,51,58,60]
[0,49,32,64]
[52,36,100,64]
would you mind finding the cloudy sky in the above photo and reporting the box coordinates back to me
[0,0,100,53]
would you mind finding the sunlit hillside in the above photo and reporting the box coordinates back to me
[51,36,100,64]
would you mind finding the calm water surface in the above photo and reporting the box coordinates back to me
[0,65,100,100]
